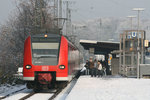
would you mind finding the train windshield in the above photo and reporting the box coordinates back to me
[31,37,60,65]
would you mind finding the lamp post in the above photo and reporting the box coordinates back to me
[133,8,145,78]
[127,16,136,69]
[127,16,136,30]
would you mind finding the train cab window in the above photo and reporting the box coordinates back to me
[31,37,60,65]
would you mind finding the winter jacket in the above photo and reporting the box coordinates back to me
[84,62,90,69]
[89,62,94,69]
[97,64,102,70]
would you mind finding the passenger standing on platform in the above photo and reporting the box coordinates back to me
[89,57,94,77]
[97,61,103,77]
[84,60,90,75]
[102,60,107,76]
[93,59,97,77]
[103,66,106,76]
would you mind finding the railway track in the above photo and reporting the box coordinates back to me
[2,84,67,100]
[19,79,73,100]
[19,91,35,100]
[17,88,64,100]
[0,87,26,99]
[48,83,68,100]
[49,77,78,100]
[1,77,78,100]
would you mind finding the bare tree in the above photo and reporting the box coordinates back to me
[0,0,58,84]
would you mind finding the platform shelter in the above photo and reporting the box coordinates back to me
[80,40,119,75]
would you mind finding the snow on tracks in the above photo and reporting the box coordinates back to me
[2,89,33,100]
[26,93,54,100]
[2,89,54,100]
[0,85,26,99]
[0,78,78,100]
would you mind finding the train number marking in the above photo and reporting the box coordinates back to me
[42,66,49,71]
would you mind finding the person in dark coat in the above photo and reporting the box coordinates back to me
[84,60,90,75]
[89,57,94,77]
[93,59,97,77]
[84,60,89,68]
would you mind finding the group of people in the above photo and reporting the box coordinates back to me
[84,57,106,77]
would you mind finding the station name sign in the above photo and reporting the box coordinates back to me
[127,31,142,39]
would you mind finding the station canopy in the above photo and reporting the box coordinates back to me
[80,40,119,55]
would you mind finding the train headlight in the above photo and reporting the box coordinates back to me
[44,34,48,38]
[25,65,32,69]
[59,65,65,69]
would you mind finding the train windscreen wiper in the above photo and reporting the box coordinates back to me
[34,55,57,59]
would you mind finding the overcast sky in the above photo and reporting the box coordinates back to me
[0,0,150,24]
[70,0,150,21]
[0,0,15,24]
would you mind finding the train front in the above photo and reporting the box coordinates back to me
[23,34,68,90]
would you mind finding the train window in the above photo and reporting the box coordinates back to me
[32,43,59,49]
[32,37,60,43]
[31,37,60,65]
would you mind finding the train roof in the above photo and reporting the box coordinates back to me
[31,33,61,38]
[30,33,80,50]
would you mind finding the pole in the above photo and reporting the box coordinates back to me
[66,1,69,36]
[54,0,58,27]
[127,16,136,67]
[59,0,62,28]
[98,18,102,41]
[137,10,140,78]
[131,18,132,30]
[133,8,145,78]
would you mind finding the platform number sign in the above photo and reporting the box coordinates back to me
[132,32,137,37]
[145,40,149,47]
[89,48,94,54]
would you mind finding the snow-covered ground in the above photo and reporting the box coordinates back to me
[26,93,54,100]
[0,84,26,98]
[0,78,77,100]
[1,76,150,100]
[55,79,77,100]
[3,89,32,100]
[66,76,150,100]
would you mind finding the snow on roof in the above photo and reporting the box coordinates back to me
[98,41,119,44]
[80,39,119,44]
[80,40,97,44]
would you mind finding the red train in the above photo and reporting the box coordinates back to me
[23,33,82,91]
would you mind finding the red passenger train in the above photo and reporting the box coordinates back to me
[23,33,82,91]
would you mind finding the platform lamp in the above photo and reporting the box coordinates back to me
[132,8,145,78]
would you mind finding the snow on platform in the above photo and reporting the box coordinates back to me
[66,76,150,100]
[55,79,77,100]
